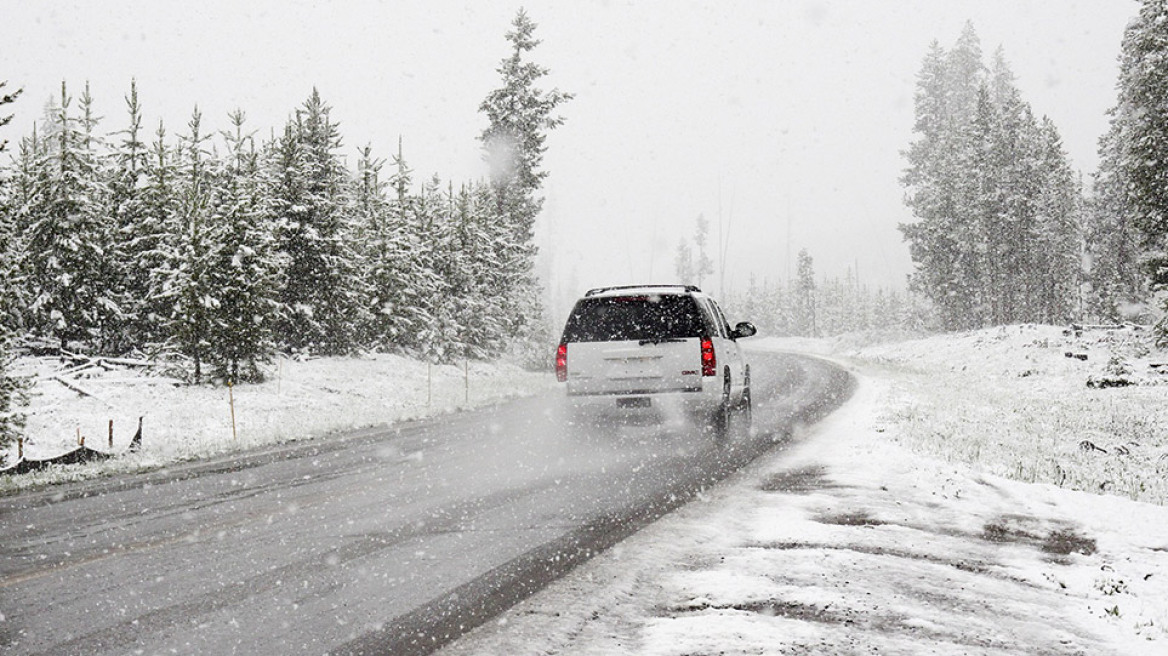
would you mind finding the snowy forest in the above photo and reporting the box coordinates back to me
[6,4,1168,449]
[0,11,570,448]
[900,14,1168,335]
[722,10,1168,341]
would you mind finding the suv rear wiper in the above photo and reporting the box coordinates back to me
[638,337,687,346]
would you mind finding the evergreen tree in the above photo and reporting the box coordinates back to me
[793,248,817,337]
[107,80,154,352]
[478,9,572,355]
[0,78,29,458]
[207,110,282,381]
[269,90,367,355]
[139,119,181,348]
[448,181,512,358]
[1087,125,1144,320]
[1098,0,1168,333]
[75,81,122,350]
[900,38,978,330]
[479,9,573,240]
[0,80,20,153]
[410,175,460,362]
[1032,117,1083,323]
[674,238,694,285]
[353,143,391,347]
[0,329,28,462]
[901,25,1083,330]
[163,107,221,381]
[3,127,46,334]
[21,82,116,350]
[361,142,440,353]
[693,214,713,288]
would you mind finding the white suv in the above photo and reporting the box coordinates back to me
[555,285,756,439]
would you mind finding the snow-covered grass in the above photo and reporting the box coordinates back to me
[841,324,1168,505]
[0,352,555,493]
[439,326,1168,655]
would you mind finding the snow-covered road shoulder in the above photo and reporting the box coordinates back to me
[1,353,556,493]
[441,351,1168,655]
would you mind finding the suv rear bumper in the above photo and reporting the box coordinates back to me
[562,379,725,422]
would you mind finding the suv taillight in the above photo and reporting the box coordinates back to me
[556,343,568,382]
[701,338,716,377]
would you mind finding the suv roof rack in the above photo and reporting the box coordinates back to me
[584,284,701,297]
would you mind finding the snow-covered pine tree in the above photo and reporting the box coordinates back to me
[0,326,28,462]
[0,78,29,459]
[479,10,572,243]
[675,238,695,285]
[162,107,221,381]
[900,39,978,330]
[1098,0,1168,334]
[693,214,714,289]
[412,175,461,363]
[981,55,1037,324]
[1087,125,1144,321]
[352,143,389,348]
[76,82,125,352]
[106,80,155,353]
[478,9,572,359]
[816,276,844,336]
[0,80,19,153]
[793,248,817,337]
[21,82,116,350]
[3,127,46,335]
[768,278,791,335]
[902,25,1083,330]
[207,110,283,382]
[871,287,890,330]
[367,141,441,353]
[1032,117,1083,324]
[454,181,511,358]
[737,274,764,333]
[269,90,367,355]
[441,182,481,359]
[139,120,181,349]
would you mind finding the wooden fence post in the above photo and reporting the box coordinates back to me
[228,382,237,441]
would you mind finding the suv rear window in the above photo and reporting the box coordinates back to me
[562,294,707,343]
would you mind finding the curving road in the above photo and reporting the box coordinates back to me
[0,351,851,656]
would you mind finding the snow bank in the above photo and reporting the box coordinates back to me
[1,353,555,492]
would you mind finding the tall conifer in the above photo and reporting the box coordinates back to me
[479,10,571,358]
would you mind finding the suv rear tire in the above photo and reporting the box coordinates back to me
[710,372,731,443]
[740,365,752,432]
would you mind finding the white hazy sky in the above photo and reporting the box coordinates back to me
[1,0,1138,315]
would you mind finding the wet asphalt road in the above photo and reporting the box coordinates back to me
[0,351,851,655]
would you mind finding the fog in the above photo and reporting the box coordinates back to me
[2,0,1135,318]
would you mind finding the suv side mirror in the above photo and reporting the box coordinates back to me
[731,321,757,339]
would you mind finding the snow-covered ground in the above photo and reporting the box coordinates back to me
[6,325,1168,653]
[439,325,1168,655]
[0,352,555,493]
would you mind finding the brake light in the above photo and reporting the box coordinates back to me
[701,338,716,376]
[556,343,568,382]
